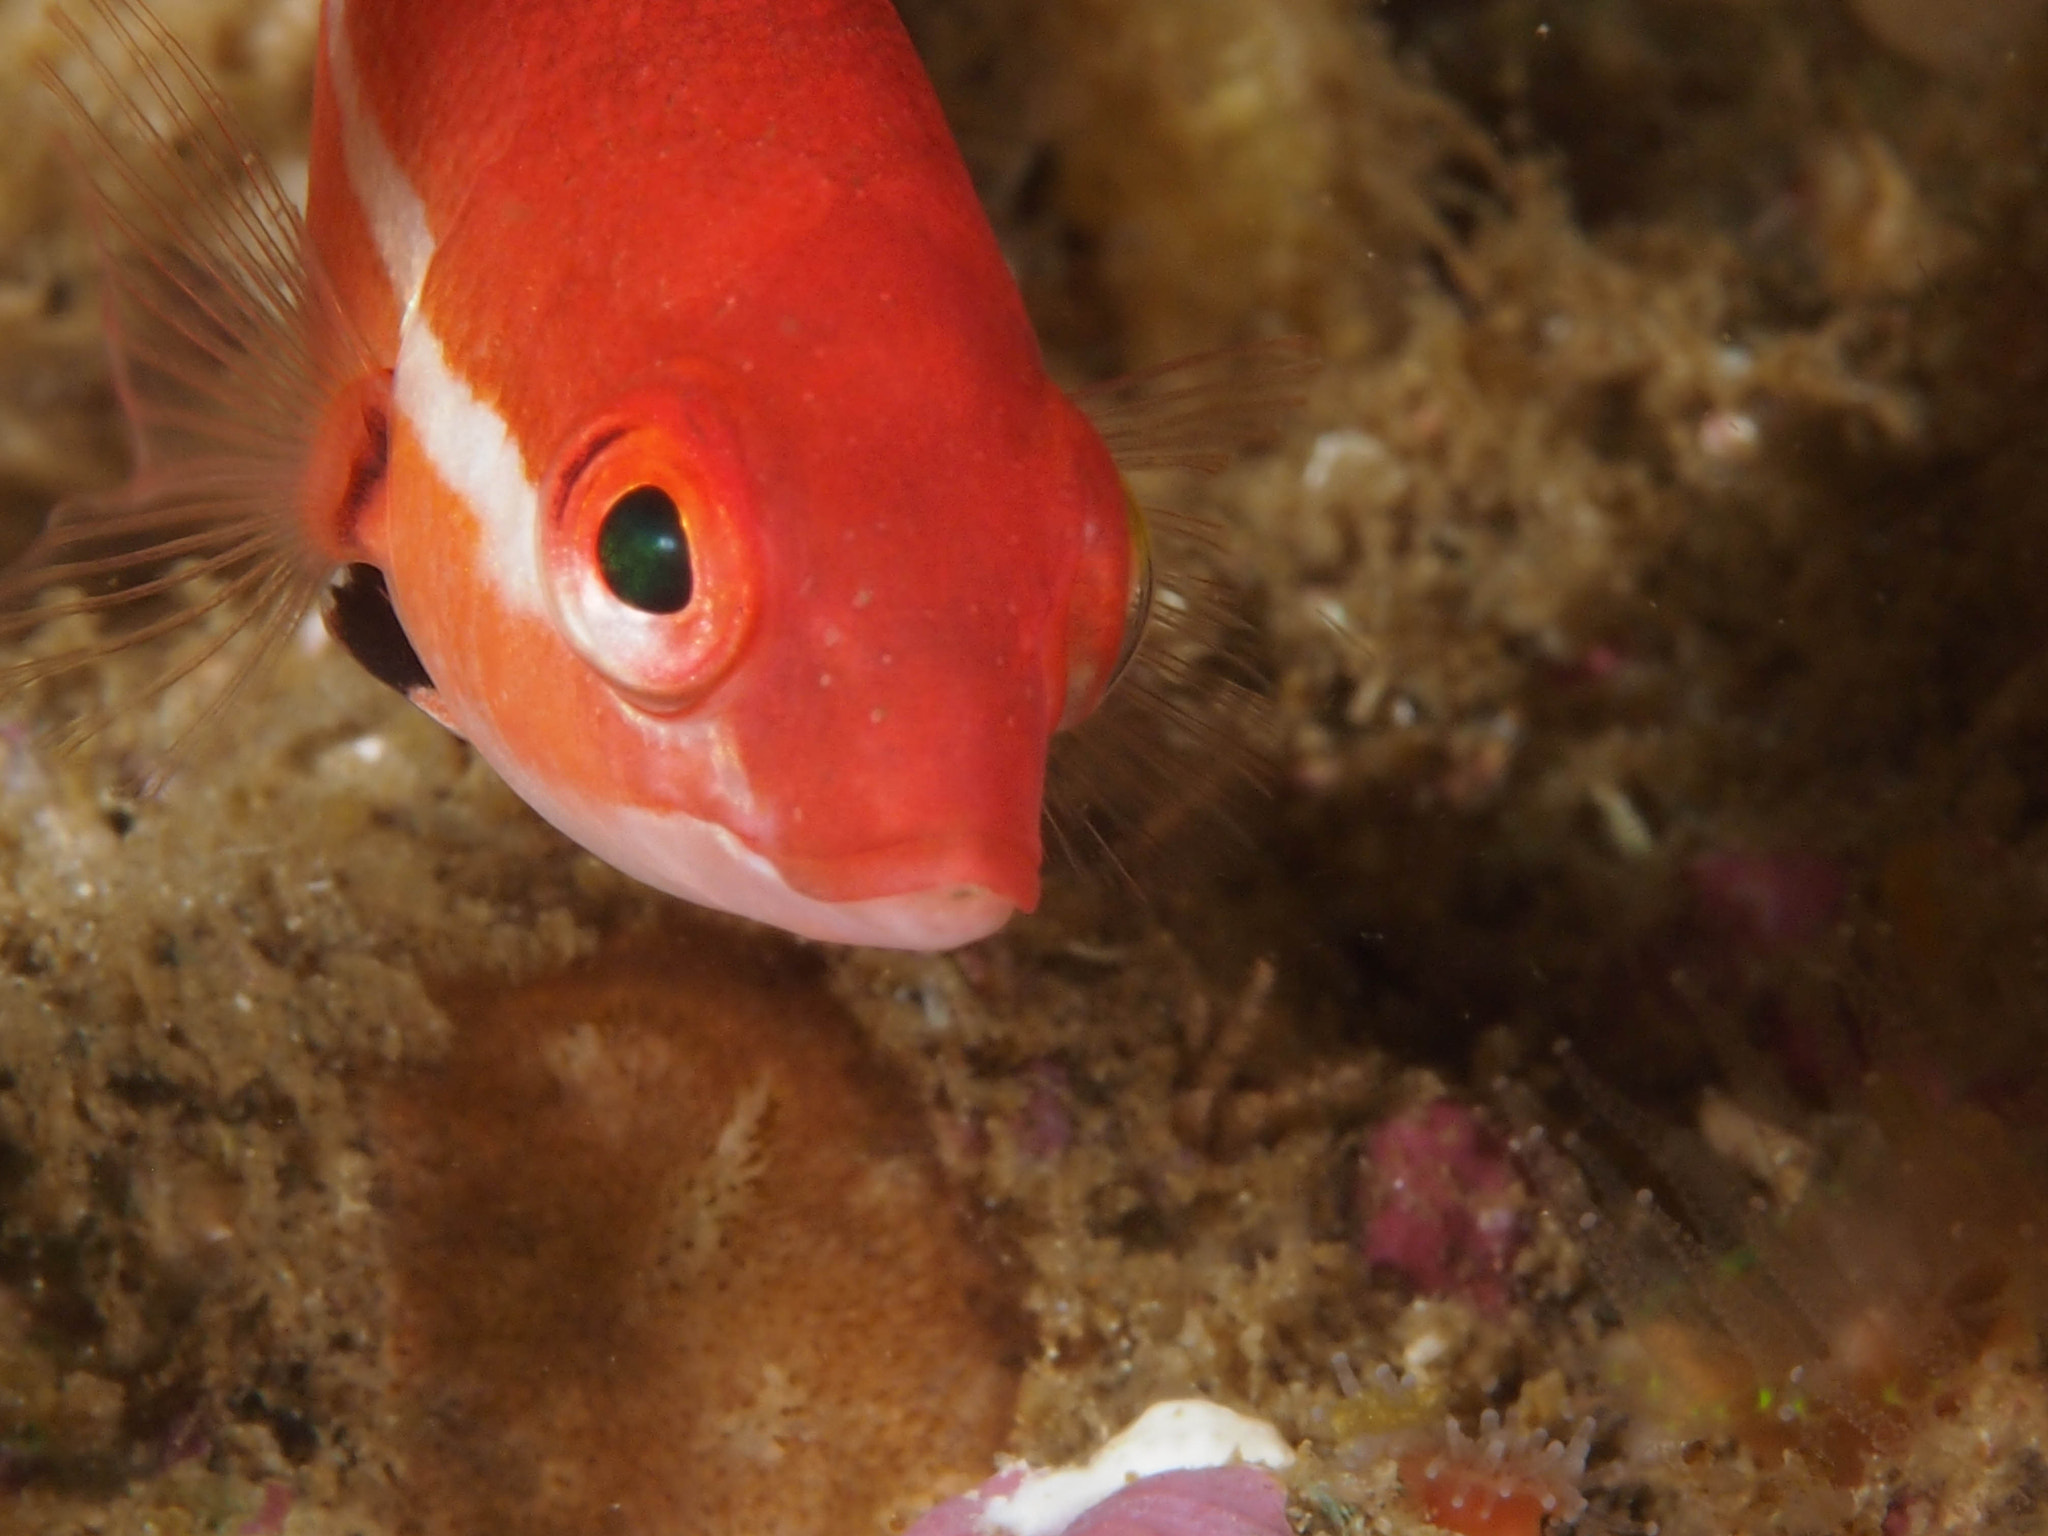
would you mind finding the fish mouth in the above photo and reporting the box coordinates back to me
[759,832,1039,948]
[683,838,1025,950]
[451,702,1036,948]
[540,793,1029,949]
[782,882,1019,950]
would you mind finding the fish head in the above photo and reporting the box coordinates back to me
[378,327,1141,951]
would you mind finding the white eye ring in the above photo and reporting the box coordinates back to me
[537,394,760,713]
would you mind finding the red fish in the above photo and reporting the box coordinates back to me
[14,1,1301,949]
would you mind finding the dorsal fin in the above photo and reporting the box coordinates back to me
[0,1,370,774]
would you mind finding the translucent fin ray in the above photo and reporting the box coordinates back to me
[1075,337,1320,476]
[4,0,371,769]
[1048,339,1317,885]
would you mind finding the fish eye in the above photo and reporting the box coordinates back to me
[597,486,693,614]
[538,392,758,713]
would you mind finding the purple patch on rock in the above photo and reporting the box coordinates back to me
[1357,1099,1526,1311]
[1689,848,1845,951]
[1017,1060,1073,1160]
[237,1481,292,1536]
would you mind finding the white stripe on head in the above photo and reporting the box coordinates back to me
[316,1,794,915]
[323,0,432,312]
[323,0,543,615]
[393,322,546,613]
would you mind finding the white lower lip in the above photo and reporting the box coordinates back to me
[507,770,1016,948]
[596,803,1019,947]
[436,697,1017,948]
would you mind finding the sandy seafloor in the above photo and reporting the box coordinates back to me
[3,0,2048,1533]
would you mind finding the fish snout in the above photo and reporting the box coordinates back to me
[764,824,1041,949]
[800,880,1021,951]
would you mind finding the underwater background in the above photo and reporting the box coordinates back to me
[2,0,2047,1532]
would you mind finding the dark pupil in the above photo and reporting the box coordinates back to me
[596,486,692,614]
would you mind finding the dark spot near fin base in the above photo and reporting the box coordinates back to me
[324,565,433,698]
[338,396,392,544]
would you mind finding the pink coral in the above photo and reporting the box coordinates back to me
[1066,1466,1290,1536]
[905,1401,1294,1536]
[907,1466,1289,1536]
[905,1470,1026,1536]
[1356,1100,1526,1310]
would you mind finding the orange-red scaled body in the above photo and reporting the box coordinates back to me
[302,0,1138,946]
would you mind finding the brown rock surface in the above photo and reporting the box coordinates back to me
[377,924,1025,1536]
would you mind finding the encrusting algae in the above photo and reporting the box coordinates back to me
[5,1,2048,1535]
